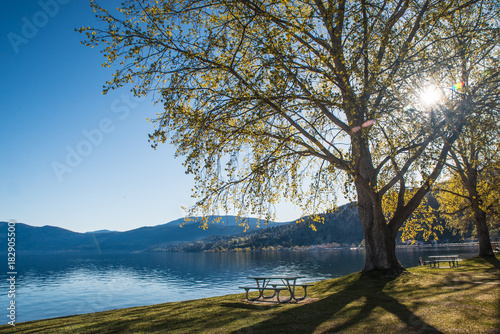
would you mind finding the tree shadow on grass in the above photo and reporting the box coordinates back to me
[482,254,500,270]
[229,272,444,334]
[222,302,280,311]
[482,254,500,331]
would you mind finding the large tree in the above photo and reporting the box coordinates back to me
[436,107,500,257]
[435,111,500,256]
[423,2,500,256]
[80,0,500,272]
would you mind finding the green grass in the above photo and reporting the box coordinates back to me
[2,255,499,333]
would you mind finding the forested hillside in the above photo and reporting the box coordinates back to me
[161,204,365,252]
[161,202,470,252]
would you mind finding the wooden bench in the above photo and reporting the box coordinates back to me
[239,286,288,302]
[427,256,462,268]
[270,283,315,301]
[241,276,314,303]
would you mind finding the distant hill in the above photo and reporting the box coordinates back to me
[85,229,116,234]
[0,217,282,253]
[161,202,469,252]
[163,204,365,252]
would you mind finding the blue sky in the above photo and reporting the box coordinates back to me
[0,0,306,232]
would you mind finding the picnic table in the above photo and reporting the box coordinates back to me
[427,255,462,268]
[239,276,313,303]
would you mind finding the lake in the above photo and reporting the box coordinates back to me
[1,245,479,325]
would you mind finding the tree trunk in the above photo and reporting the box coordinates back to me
[352,134,404,274]
[467,170,494,256]
[471,200,494,256]
[355,180,403,273]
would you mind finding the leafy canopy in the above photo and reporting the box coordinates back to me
[80,0,499,232]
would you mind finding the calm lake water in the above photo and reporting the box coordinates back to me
[1,245,479,324]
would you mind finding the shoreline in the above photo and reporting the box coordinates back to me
[183,241,483,253]
[160,241,484,253]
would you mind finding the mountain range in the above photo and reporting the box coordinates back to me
[1,202,467,254]
[0,216,283,253]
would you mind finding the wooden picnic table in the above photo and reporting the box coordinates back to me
[240,276,313,303]
[427,255,461,268]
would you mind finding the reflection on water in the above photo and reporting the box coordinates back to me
[1,245,478,324]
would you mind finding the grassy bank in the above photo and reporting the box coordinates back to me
[2,255,499,333]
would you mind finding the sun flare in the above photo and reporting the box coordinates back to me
[420,86,442,106]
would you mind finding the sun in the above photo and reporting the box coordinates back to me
[420,86,442,106]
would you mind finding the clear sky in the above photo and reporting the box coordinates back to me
[0,0,309,233]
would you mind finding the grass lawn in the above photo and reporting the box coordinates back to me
[1,255,499,333]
